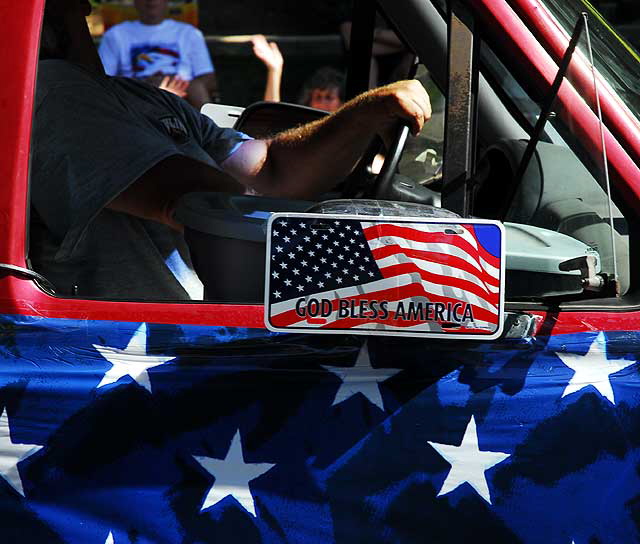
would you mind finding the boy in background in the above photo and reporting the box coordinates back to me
[99,0,217,109]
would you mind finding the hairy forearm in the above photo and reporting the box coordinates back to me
[224,94,381,199]
[222,80,431,199]
[263,104,376,198]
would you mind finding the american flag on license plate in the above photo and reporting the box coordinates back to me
[265,215,504,337]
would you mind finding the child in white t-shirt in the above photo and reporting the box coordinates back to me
[99,0,217,109]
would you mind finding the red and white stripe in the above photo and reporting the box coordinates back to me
[269,221,502,334]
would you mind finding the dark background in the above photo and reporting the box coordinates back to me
[194,0,352,106]
[95,0,640,107]
[197,0,348,35]
[192,0,640,106]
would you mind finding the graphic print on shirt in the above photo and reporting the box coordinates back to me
[131,43,180,77]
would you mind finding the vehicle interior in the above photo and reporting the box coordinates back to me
[28,0,639,314]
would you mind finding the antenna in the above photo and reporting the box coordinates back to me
[499,15,585,221]
[583,13,619,295]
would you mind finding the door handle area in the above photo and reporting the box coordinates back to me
[501,312,538,340]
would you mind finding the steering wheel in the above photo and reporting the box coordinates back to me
[366,122,411,199]
[340,121,411,199]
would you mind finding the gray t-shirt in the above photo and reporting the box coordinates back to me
[30,60,250,300]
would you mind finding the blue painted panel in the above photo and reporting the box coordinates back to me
[0,315,637,543]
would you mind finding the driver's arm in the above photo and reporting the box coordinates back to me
[107,80,430,229]
[221,80,431,199]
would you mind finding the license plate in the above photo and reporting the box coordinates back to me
[264,213,505,340]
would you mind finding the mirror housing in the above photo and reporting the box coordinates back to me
[504,222,601,299]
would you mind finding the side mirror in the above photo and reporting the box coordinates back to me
[505,222,602,298]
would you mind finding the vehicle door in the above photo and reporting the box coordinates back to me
[0,0,638,543]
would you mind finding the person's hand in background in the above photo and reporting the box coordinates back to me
[251,34,283,102]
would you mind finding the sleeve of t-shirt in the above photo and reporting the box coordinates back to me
[186,27,215,79]
[98,28,121,76]
[200,118,252,165]
[166,92,252,165]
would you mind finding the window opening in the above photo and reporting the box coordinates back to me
[476,12,630,299]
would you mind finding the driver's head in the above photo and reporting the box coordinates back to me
[134,0,169,25]
[41,0,103,72]
[45,0,92,18]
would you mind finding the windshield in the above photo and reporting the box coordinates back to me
[539,0,640,121]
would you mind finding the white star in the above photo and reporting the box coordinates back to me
[193,430,274,517]
[428,416,509,504]
[0,408,42,496]
[323,342,400,410]
[283,236,290,243]
[556,332,636,404]
[284,279,292,286]
[273,291,281,299]
[93,323,175,392]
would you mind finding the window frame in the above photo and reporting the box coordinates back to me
[6,0,640,329]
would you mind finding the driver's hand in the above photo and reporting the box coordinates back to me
[363,80,432,138]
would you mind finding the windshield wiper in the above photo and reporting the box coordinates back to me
[499,14,586,221]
